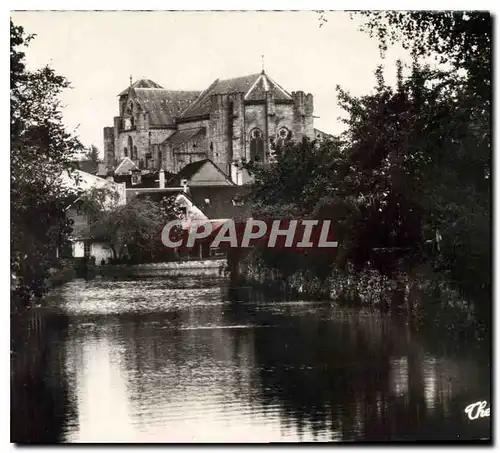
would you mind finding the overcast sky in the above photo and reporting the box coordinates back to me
[11,11,410,155]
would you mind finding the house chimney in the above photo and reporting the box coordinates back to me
[181,179,188,193]
[159,168,165,189]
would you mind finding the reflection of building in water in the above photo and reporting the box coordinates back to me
[390,357,409,396]
[114,305,262,441]
[64,325,135,442]
[61,298,329,442]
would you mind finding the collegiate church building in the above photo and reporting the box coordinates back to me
[104,71,327,185]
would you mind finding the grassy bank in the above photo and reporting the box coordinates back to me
[228,251,487,347]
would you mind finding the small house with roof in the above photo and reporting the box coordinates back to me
[59,169,126,263]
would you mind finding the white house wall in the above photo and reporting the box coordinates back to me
[73,241,85,258]
[91,243,114,264]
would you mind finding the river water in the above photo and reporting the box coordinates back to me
[11,276,491,443]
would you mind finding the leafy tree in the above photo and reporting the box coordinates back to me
[242,138,349,283]
[356,11,491,104]
[354,11,491,325]
[11,20,83,306]
[243,53,490,326]
[84,144,102,173]
[77,186,121,217]
[86,196,181,263]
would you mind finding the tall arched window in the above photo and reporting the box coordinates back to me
[128,136,134,159]
[127,100,134,115]
[250,128,264,162]
[125,101,135,131]
[133,146,138,160]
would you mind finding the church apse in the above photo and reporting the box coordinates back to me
[104,73,320,184]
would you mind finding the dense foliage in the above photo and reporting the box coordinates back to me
[84,145,102,174]
[86,195,182,264]
[243,12,491,328]
[357,11,491,104]
[356,11,491,325]
[11,20,83,306]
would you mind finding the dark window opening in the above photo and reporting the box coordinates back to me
[83,241,91,258]
[128,136,134,159]
[59,242,73,259]
[250,128,264,162]
[124,147,128,157]
[232,196,244,207]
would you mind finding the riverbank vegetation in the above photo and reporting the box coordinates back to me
[239,12,491,336]
[11,20,83,311]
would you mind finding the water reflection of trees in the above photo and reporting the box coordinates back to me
[10,312,76,444]
[224,288,490,441]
